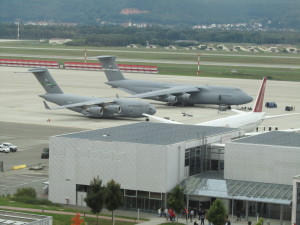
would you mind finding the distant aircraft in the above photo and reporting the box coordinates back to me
[96,56,253,107]
[143,77,298,132]
[27,68,156,118]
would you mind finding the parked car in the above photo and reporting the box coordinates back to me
[265,102,277,108]
[41,148,49,159]
[0,145,10,153]
[285,106,294,111]
[0,143,17,152]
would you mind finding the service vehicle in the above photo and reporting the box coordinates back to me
[0,145,10,153]
[41,148,49,159]
[0,143,17,152]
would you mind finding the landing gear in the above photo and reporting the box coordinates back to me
[218,105,231,112]
[167,102,194,107]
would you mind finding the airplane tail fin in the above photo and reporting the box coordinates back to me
[252,77,267,112]
[95,56,126,81]
[29,68,63,94]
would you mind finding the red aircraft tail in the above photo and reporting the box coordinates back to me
[252,77,267,112]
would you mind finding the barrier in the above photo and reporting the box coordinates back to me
[64,62,158,73]
[0,58,59,68]
[64,62,102,70]
[11,164,27,170]
[0,58,158,73]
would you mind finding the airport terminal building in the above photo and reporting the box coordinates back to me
[48,123,300,223]
[181,131,300,223]
[48,122,243,210]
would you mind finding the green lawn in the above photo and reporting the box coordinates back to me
[0,41,299,81]
[0,197,145,224]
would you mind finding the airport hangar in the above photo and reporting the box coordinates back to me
[48,120,300,223]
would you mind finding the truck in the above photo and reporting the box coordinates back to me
[41,148,49,159]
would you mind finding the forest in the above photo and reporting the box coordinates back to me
[1,23,300,47]
[1,0,300,30]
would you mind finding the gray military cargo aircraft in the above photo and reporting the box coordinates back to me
[96,56,253,107]
[28,68,156,118]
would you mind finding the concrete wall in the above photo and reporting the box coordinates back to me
[292,175,300,225]
[49,136,188,204]
[224,142,300,185]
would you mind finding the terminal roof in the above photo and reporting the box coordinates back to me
[59,122,239,145]
[180,174,292,205]
[232,131,300,148]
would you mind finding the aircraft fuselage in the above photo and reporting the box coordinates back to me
[106,80,253,106]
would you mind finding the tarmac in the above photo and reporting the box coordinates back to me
[0,66,298,225]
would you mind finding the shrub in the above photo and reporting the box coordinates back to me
[14,187,37,198]
[12,196,59,206]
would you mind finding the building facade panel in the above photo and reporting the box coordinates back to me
[225,142,300,185]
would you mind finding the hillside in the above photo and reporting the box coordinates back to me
[1,0,300,29]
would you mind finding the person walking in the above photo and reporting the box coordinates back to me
[200,210,205,225]
[190,209,194,222]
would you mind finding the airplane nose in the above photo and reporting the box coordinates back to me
[149,105,156,115]
[247,95,254,103]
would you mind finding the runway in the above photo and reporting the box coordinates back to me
[0,66,299,171]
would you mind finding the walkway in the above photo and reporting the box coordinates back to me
[0,205,291,225]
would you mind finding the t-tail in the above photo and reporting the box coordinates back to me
[252,77,267,113]
[95,55,126,81]
[29,68,63,94]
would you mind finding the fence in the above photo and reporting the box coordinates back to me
[0,58,59,68]
[64,62,158,73]
[0,58,158,73]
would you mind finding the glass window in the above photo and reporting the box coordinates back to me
[125,189,137,197]
[150,192,162,200]
[137,191,149,198]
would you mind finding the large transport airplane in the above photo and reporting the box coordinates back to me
[96,56,253,107]
[27,68,156,118]
[143,77,298,132]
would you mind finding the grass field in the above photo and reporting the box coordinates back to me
[0,41,299,81]
[0,197,145,224]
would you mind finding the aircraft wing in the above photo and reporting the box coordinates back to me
[246,127,300,136]
[263,112,298,120]
[43,99,115,110]
[143,114,183,124]
[129,86,200,99]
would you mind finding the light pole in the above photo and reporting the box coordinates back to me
[16,19,20,40]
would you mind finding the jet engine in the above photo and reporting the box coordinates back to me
[105,104,121,114]
[86,106,104,117]
[177,93,191,102]
[161,95,177,104]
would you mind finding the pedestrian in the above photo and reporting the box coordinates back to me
[185,208,189,221]
[190,209,194,222]
[164,208,168,218]
[237,210,241,221]
[198,209,202,220]
[200,210,205,225]
[165,208,169,221]
[158,208,161,217]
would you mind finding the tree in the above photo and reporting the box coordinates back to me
[71,212,84,225]
[84,176,105,225]
[206,199,227,225]
[105,179,123,225]
[15,187,37,198]
[167,185,185,222]
[256,217,264,225]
